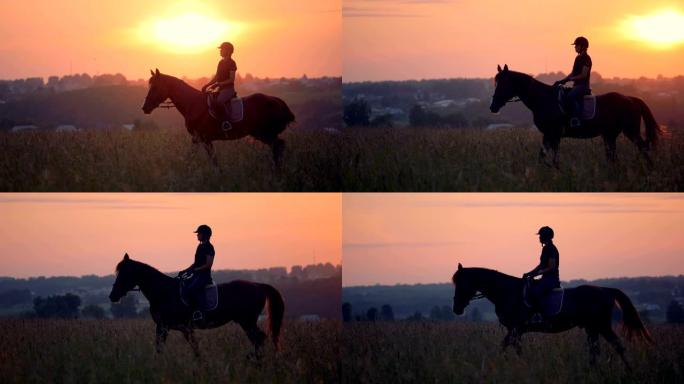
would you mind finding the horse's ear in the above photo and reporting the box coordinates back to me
[458,263,463,270]
[503,64,509,72]
[497,64,502,73]
[150,69,154,77]
[124,253,129,260]
[155,68,160,75]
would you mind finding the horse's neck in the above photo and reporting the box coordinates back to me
[136,264,176,303]
[515,74,553,111]
[166,77,202,117]
[473,269,519,305]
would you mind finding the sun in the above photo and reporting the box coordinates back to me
[621,9,684,49]
[137,13,243,54]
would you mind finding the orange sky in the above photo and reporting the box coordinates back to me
[0,0,340,80]
[343,194,684,286]
[344,0,684,81]
[0,193,341,278]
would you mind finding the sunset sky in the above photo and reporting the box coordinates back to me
[0,0,340,80]
[343,194,684,286]
[0,194,341,278]
[344,0,684,81]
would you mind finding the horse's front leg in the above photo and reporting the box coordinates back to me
[502,327,523,355]
[155,323,169,353]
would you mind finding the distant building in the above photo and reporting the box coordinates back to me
[122,124,135,131]
[486,123,514,130]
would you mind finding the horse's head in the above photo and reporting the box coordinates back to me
[451,263,477,315]
[109,253,139,303]
[142,69,171,114]
[490,64,514,113]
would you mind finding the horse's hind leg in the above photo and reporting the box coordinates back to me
[202,141,219,168]
[601,328,631,371]
[586,328,600,366]
[622,125,653,168]
[502,327,522,355]
[602,136,618,163]
[239,320,267,359]
[155,323,169,353]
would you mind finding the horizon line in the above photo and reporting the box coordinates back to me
[343,273,684,288]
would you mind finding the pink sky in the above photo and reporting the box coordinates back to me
[0,0,340,80]
[0,193,341,278]
[344,0,684,81]
[343,193,684,286]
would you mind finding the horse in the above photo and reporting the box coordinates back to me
[142,69,295,167]
[451,263,652,369]
[109,253,284,358]
[490,64,662,167]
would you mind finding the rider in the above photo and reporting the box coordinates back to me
[180,224,215,321]
[201,42,237,132]
[522,226,560,323]
[554,36,592,129]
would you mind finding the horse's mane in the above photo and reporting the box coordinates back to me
[116,258,170,280]
[452,267,519,284]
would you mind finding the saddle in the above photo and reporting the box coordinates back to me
[523,279,565,316]
[207,92,244,123]
[179,277,219,312]
[557,86,596,120]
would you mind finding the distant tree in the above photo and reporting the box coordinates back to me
[33,293,81,319]
[81,304,106,319]
[430,305,443,321]
[441,306,455,321]
[666,300,684,323]
[343,99,370,127]
[110,295,138,318]
[409,104,442,127]
[407,311,424,321]
[442,113,468,128]
[380,304,395,321]
[638,309,651,324]
[342,302,352,322]
[370,113,394,128]
[366,307,378,322]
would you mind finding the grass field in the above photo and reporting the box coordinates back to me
[0,318,340,383]
[0,129,347,191]
[342,322,683,384]
[342,127,684,191]
[2,127,683,191]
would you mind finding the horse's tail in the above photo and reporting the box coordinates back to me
[631,96,662,149]
[608,287,654,344]
[261,283,285,349]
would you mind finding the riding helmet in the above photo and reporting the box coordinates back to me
[218,42,234,53]
[194,224,212,236]
[536,226,554,241]
[572,36,589,49]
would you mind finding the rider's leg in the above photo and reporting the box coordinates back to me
[568,85,587,127]
[217,89,236,130]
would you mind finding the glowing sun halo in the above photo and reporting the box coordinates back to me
[137,13,242,54]
[621,9,684,48]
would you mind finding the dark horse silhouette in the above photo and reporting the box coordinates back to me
[142,69,295,167]
[451,264,652,369]
[490,65,662,167]
[109,254,284,357]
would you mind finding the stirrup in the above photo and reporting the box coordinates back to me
[192,310,203,321]
[221,121,232,131]
[570,117,581,128]
[530,313,543,323]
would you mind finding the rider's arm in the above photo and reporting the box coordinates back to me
[194,254,214,272]
[567,66,590,82]
[536,257,558,275]
[202,75,217,91]
[215,71,236,88]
